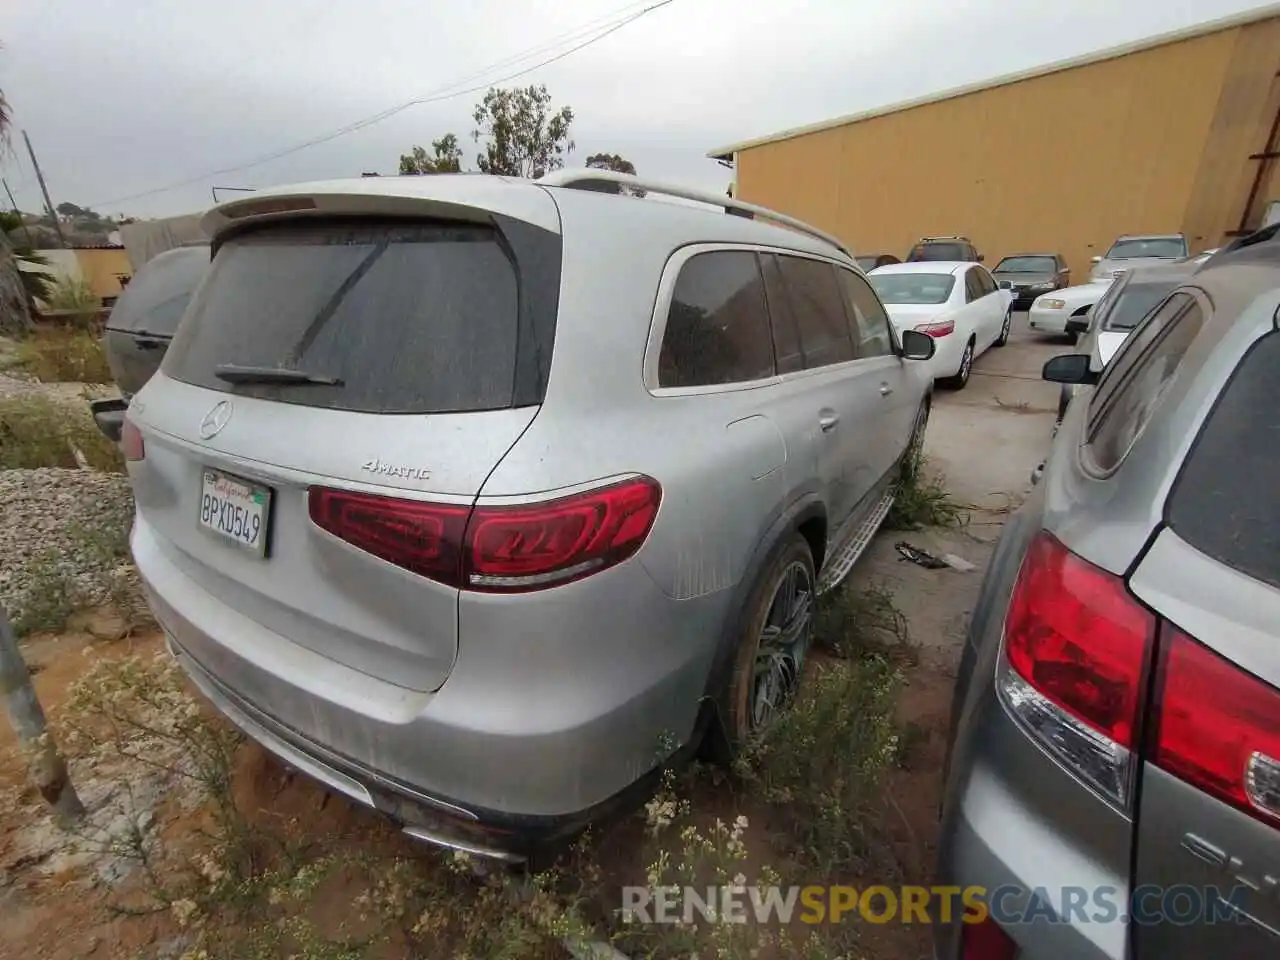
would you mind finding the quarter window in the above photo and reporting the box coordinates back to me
[657,251,776,388]
[760,254,804,374]
[776,255,856,369]
[837,268,894,358]
[1086,292,1205,471]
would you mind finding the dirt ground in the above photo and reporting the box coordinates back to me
[0,317,1068,960]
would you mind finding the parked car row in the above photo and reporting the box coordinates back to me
[112,169,940,863]
[937,222,1280,959]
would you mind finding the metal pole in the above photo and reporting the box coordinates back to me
[2,177,36,248]
[22,130,67,249]
[0,605,85,825]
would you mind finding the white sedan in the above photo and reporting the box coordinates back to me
[867,261,1013,389]
[1027,279,1113,341]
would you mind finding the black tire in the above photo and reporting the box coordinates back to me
[941,338,975,390]
[901,400,929,482]
[993,309,1012,347]
[1065,330,1080,346]
[706,534,816,761]
[1056,385,1071,424]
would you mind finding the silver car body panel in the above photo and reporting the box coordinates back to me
[129,174,930,834]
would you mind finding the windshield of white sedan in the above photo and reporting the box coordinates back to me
[994,256,1055,272]
[1100,282,1178,330]
[1105,237,1187,260]
[869,274,955,304]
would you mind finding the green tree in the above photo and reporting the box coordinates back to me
[585,152,644,197]
[471,84,573,178]
[399,133,464,175]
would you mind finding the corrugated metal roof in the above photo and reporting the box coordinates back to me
[707,3,1280,159]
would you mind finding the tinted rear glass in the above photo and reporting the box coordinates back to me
[910,242,966,261]
[106,246,209,335]
[163,220,527,414]
[1168,331,1280,590]
[869,273,954,304]
[1100,280,1179,331]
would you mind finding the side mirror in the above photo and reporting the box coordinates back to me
[1042,354,1098,385]
[900,329,936,361]
[1065,316,1091,336]
[997,279,1013,290]
[1091,255,1102,264]
[977,254,985,262]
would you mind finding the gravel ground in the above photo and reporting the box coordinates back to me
[0,468,136,634]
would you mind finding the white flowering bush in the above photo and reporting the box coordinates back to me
[739,658,903,879]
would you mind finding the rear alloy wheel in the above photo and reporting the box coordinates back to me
[942,339,974,390]
[720,536,816,754]
[994,309,1012,347]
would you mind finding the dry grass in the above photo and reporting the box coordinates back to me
[0,395,123,471]
[13,328,113,384]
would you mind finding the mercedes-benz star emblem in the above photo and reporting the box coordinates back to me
[199,400,234,440]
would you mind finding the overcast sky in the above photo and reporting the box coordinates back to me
[1,0,1272,219]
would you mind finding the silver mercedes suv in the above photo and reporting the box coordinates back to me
[122,170,936,861]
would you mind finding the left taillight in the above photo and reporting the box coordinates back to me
[121,416,145,461]
[308,475,662,593]
[997,531,1154,808]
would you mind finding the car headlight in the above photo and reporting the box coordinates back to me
[1037,298,1066,310]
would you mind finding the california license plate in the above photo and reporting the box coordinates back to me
[198,469,271,556]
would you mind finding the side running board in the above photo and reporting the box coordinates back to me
[816,487,895,595]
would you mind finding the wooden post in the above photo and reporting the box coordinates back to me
[0,604,84,825]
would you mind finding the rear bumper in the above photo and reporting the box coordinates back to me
[134,515,725,856]
[935,641,1131,959]
[90,397,128,442]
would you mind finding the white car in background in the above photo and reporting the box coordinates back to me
[1027,279,1113,341]
[868,261,1014,389]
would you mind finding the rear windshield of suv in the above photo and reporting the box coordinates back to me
[106,246,209,335]
[162,218,549,415]
[909,242,967,261]
[1168,331,1280,590]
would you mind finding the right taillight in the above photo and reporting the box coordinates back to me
[308,475,661,593]
[121,416,145,461]
[1153,627,1280,828]
[997,531,1154,808]
[915,318,956,338]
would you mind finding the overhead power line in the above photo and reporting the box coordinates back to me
[88,0,676,209]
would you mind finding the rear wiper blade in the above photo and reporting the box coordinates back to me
[214,363,343,386]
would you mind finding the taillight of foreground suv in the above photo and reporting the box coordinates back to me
[308,476,662,594]
[998,531,1280,826]
[997,531,1154,808]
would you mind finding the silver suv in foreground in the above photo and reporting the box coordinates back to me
[123,170,936,862]
[937,228,1280,958]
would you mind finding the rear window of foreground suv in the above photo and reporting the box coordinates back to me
[1167,330,1280,590]
[162,218,558,414]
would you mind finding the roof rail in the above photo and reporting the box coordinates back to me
[535,169,852,258]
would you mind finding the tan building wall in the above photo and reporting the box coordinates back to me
[72,247,132,301]
[724,12,1280,280]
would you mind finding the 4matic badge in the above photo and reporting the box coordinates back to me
[361,458,432,481]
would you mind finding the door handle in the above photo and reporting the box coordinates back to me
[879,383,893,397]
[818,411,839,432]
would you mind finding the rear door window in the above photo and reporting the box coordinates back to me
[963,269,982,303]
[1168,331,1280,589]
[836,268,894,358]
[776,255,855,369]
[658,250,776,388]
[107,246,209,335]
[162,219,556,414]
[1086,291,1206,471]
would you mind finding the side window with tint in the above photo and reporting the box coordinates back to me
[657,251,776,388]
[837,268,894,358]
[977,268,996,296]
[776,255,855,369]
[1086,293,1205,471]
[760,254,804,374]
[963,269,981,303]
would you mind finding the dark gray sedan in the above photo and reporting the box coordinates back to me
[990,252,1070,309]
[936,226,1280,959]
